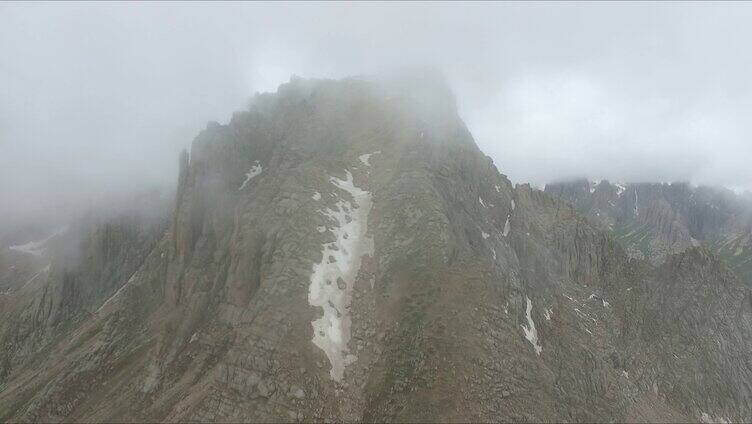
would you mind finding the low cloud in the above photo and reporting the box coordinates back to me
[2,2,751,226]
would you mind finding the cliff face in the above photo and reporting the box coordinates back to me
[1,76,751,423]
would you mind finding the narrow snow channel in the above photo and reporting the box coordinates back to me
[238,161,263,190]
[308,170,373,381]
[521,296,542,355]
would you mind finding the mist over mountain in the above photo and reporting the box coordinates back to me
[2,2,752,228]
[0,72,751,423]
[2,3,752,423]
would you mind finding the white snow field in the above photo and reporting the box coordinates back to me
[308,170,373,381]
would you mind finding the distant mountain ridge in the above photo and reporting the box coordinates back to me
[545,179,752,286]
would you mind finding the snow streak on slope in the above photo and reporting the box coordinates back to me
[521,296,542,355]
[96,271,139,313]
[308,170,373,381]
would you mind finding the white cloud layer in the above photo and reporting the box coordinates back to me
[1,2,751,225]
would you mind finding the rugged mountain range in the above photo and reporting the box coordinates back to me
[545,180,752,286]
[1,75,751,422]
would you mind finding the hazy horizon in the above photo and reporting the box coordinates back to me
[3,2,752,226]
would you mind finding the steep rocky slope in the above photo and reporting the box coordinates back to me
[1,75,750,422]
[0,201,168,387]
[545,179,752,286]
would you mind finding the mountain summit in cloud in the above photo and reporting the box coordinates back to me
[1,76,750,423]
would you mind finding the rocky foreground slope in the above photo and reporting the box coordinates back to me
[1,75,751,423]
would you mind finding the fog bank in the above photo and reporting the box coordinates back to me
[2,2,751,227]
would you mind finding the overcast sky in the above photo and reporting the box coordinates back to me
[2,2,751,224]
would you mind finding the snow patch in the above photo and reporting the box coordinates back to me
[491,248,497,260]
[482,231,490,239]
[312,192,321,201]
[521,296,542,355]
[544,308,553,321]
[9,227,67,257]
[479,197,487,208]
[9,240,47,257]
[494,185,501,193]
[511,199,515,210]
[358,151,380,167]
[239,161,263,190]
[308,170,373,381]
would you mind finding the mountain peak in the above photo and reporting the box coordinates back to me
[2,75,752,423]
